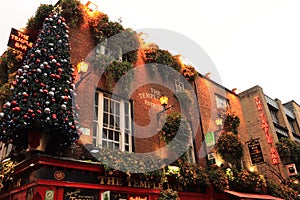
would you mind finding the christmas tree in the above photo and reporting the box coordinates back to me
[0,7,79,150]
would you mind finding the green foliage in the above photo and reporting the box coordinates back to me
[216,132,243,167]
[176,162,208,187]
[207,165,229,191]
[0,50,23,109]
[144,49,181,80]
[267,180,300,200]
[158,189,179,200]
[93,147,165,174]
[26,4,54,31]
[276,137,300,167]
[159,113,191,155]
[89,13,139,63]
[229,169,267,194]
[103,61,134,97]
[223,111,240,134]
[59,0,84,27]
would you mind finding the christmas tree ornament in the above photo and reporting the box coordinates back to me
[0,7,80,151]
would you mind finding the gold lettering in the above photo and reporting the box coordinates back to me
[107,177,115,185]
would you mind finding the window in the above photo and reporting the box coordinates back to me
[269,106,279,124]
[93,92,132,152]
[288,117,296,134]
[175,79,185,91]
[216,94,229,109]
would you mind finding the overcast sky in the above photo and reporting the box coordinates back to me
[0,0,299,103]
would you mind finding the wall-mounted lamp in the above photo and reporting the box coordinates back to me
[75,60,91,87]
[86,1,98,12]
[167,165,180,175]
[77,61,89,73]
[157,95,175,120]
[215,117,223,131]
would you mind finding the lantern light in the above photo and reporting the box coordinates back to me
[77,61,89,73]
[159,95,168,109]
[86,1,98,12]
[157,95,175,120]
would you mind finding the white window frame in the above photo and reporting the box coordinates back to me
[175,79,185,92]
[216,94,229,109]
[93,92,132,152]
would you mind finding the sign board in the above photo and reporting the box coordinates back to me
[205,132,215,147]
[45,190,54,200]
[102,191,110,200]
[208,153,216,165]
[64,188,99,200]
[248,140,264,165]
[7,28,33,53]
[286,163,298,176]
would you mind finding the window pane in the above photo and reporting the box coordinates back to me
[116,116,120,130]
[102,129,107,139]
[115,132,119,141]
[104,98,108,112]
[108,142,113,149]
[125,102,129,115]
[125,145,129,151]
[95,93,98,106]
[103,113,108,127]
[94,108,98,121]
[116,103,120,115]
[109,115,114,128]
[102,141,107,148]
[110,101,114,113]
[114,143,120,150]
[125,116,129,129]
[125,134,129,144]
[108,130,114,140]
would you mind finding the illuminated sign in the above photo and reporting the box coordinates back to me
[7,28,33,53]
[254,96,279,165]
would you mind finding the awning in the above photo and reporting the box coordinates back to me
[224,190,283,200]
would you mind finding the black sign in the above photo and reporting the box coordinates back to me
[248,140,264,165]
[7,28,34,53]
[64,188,99,200]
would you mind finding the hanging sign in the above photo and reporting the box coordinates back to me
[7,28,33,53]
[247,140,264,165]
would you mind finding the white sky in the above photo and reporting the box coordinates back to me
[0,0,299,103]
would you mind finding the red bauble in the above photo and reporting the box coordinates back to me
[28,109,34,114]
[40,83,46,87]
[52,114,57,119]
[35,58,41,63]
[56,63,61,67]
[11,101,17,105]
[55,75,61,79]
[49,55,54,59]
[43,89,48,94]
[37,110,42,114]
[12,107,21,112]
